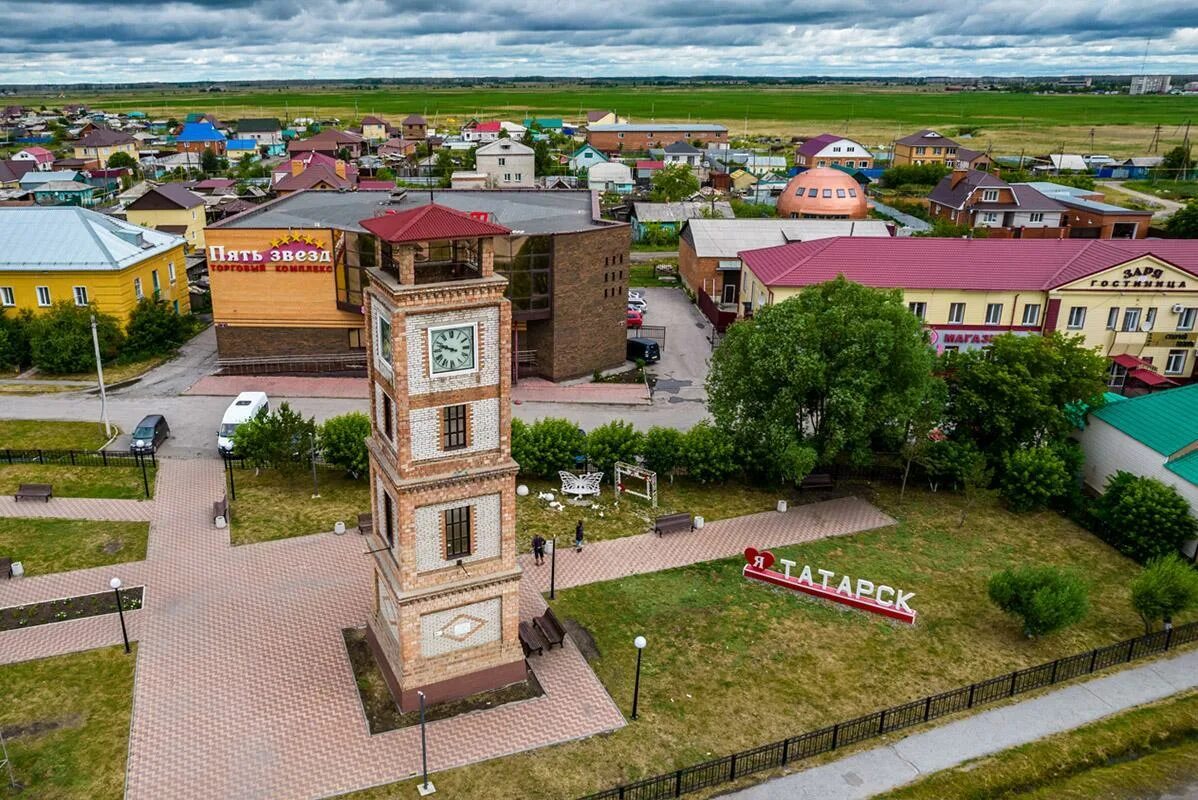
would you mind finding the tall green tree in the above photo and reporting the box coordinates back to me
[707,277,938,483]
[1166,200,1198,238]
[650,163,700,202]
[942,333,1107,462]
[28,302,123,374]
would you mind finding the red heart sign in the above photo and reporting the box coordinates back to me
[744,547,775,570]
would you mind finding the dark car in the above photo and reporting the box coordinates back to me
[130,414,170,455]
[626,337,661,364]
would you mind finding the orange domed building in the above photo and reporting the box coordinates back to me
[777,167,869,219]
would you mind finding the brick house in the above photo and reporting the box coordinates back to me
[586,123,727,153]
[928,170,1068,236]
[892,129,959,167]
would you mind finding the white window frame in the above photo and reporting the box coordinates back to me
[1178,307,1196,331]
[948,302,966,324]
[1122,308,1141,332]
[0,287,13,307]
[426,321,479,378]
[36,286,51,307]
[373,309,394,380]
[1106,307,1120,330]
[907,301,927,321]
[981,189,999,202]
[1145,307,1157,330]
[1021,303,1041,326]
[1029,212,1044,223]
[985,303,1003,325]
[133,277,143,300]
[72,286,89,306]
[1067,306,1086,329]
[168,261,177,284]
[1165,349,1187,375]
[151,269,160,293]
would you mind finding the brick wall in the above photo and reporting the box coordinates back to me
[678,234,722,296]
[587,129,728,153]
[215,324,354,357]
[404,307,501,396]
[410,398,500,461]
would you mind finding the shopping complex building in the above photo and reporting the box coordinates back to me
[207,189,630,380]
[738,237,1198,391]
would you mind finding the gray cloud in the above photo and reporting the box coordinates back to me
[0,0,1196,82]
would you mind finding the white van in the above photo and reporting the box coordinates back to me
[217,392,269,455]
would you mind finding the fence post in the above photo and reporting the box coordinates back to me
[967,683,976,708]
[1050,659,1059,684]
[1009,673,1018,697]
[618,786,624,800]
[69,450,76,466]
[781,739,790,766]
[102,450,108,467]
[923,696,932,722]
[5,449,10,465]
[878,709,887,734]
[675,768,683,797]
[1089,648,1098,673]
[1165,627,1174,651]
[1126,639,1136,663]
[729,754,737,781]
[831,723,839,750]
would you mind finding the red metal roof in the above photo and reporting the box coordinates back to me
[358,203,511,243]
[636,160,665,169]
[1130,368,1176,387]
[739,237,1198,290]
[1110,354,1147,369]
[357,180,395,191]
[474,121,502,132]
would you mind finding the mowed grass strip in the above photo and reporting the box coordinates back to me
[338,485,1173,800]
[0,420,112,451]
[0,645,136,800]
[883,690,1198,800]
[228,468,370,545]
[0,517,149,575]
[0,465,153,500]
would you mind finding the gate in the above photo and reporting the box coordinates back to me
[628,325,666,352]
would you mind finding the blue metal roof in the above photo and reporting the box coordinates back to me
[176,122,226,143]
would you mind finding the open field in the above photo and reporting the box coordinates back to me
[0,645,136,800]
[0,517,149,575]
[338,485,1184,799]
[0,420,112,450]
[13,86,1198,156]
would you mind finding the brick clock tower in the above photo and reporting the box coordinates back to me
[360,204,527,710]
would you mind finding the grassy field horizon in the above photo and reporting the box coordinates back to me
[12,84,1197,157]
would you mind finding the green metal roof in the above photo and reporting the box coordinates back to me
[1166,450,1198,485]
[1091,384,1198,455]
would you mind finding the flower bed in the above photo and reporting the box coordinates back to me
[0,587,144,632]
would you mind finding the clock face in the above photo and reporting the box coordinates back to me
[429,325,476,374]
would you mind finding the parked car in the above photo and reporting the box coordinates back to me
[626,337,661,364]
[218,391,269,455]
[626,309,644,329]
[627,296,648,313]
[628,289,645,301]
[130,414,170,455]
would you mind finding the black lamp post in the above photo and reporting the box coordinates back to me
[225,453,237,501]
[549,536,557,599]
[110,577,130,654]
[631,635,647,720]
[417,690,435,795]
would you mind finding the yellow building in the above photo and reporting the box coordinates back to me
[124,183,208,252]
[72,128,139,168]
[739,238,1198,389]
[0,207,190,322]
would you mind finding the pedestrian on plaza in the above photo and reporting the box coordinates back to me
[574,520,584,553]
[531,534,546,565]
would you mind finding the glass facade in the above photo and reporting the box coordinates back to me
[336,231,375,312]
[493,235,552,318]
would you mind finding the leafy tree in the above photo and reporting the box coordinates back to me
[200,147,224,175]
[641,426,684,481]
[881,163,950,191]
[729,199,776,218]
[106,151,138,172]
[232,402,318,475]
[336,147,352,162]
[638,222,679,247]
[999,447,1070,512]
[1093,472,1198,562]
[122,299,191,361]
[707,277,937,483]
[511,418,533,474]
[1165,200,1198,238]
[376,167,395,181]
[532,138,552,176]
[650,163,700,202]
[320,412,370,478]
[914,219,987,238]
[1160,144,1192,176]
[0,308,32,371]
[988,566,1089,637]
[958,453,994,528]
[28,302,123,374]
[680,422,739,483]
[1129,554,1198,634]
[942,333,1107,462]
[585,421,642,476]
[512,418,586,479]
[918,438,984,493]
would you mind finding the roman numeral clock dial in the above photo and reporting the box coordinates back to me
[429,325,476,374]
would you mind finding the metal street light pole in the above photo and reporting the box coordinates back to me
[91,314,111,437]
[110,577,130,654]
[310,432,320,499]
[417,690,435,795]
[225,454,236,501]
[631,635,647,720]
[549,536,557,599]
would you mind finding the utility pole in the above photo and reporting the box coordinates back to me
[91,314,111,437]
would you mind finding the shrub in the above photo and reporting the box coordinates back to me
[585,420,642,476]
[514,418,586,479]
[1129,555,1198,634]
[881,163,950,191]
[987,566,1090,637]
[232,402,319,475]
[1094,472,1198,563]
[641,426,684,479]
[122,299,195,361]
[999,447,1069,512]
[919,438,984,492]
[320,412,370,479]
[0,308,32,371]
[28,302,123,374]
[681,422,739,483]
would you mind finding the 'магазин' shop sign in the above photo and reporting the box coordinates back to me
[742,547,917,624]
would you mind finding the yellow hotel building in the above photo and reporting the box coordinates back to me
[0,207,190,322]
[740,238,1198,391]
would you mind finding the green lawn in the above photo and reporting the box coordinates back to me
[0,465,153,500]
[338,485,1182,799]
[0,645,136,800]
[0,517,149,575]
[515,476,781,546]
[883,690,1198,799]
[1124,179,1198,201]
[0,420,112,451]
[228,468,370,545]
[629,262,680,288]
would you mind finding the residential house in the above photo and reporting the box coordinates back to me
[891,129,959,167]
[360,116,390,142]
[286,128,366,158]
[953,148,994,171]
[225,139,259,162]
[19,170,83,190]
[500,121,527,138]
[461,120,503,143]
[1036,154,1090,173]
[586,123,728,153]
[795,134,874,169]
[378,138,418,161]
[928,171,1067,236]
[523,117,563,133]
[631,201,734,242]
[635,160,664,187]
[271,154,357,194]
[175,121,227,156]
[235,118,282,146]
[662,141,703,169]
[474,139,535,188]
[585,110,624,126]
[73,128,139,167]
[0,159,37,187]
[401,114,427,140]
[31,181,97,207]
[450,171,490,189]
[12,146,55,171]
[587,161,635,194]
[124,183,208,251]
[729,169,759,192]
[1095,157,1164,180]
[1013,182,1152,239]
[569,144,607,173]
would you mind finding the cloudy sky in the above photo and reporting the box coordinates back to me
[3,0,1198,84]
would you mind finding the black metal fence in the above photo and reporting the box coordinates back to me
[577,620,1198,800]
[0,448,155,468]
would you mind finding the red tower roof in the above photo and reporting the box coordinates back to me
[359,203,511,243]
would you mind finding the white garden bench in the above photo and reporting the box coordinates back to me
[559,471,604,503]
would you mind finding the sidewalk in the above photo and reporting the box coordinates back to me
[185,374,370,398]
[726,646,1198,799]
[514,377,650,406]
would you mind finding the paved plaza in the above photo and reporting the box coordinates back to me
[0,460,895,799]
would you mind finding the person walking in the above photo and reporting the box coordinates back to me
[574,520,584,553]
[531,534,546,566]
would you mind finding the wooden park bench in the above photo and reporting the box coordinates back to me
[14,483,52,503]
[654,512,694,537]
[212,495,229,526]
[533,607,566,649]
[0,557,11,580]
[800,473,834,491]
[519,620,548,657]
[357,513,373,537]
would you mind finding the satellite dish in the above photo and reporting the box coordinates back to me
[1141,319,1154,332]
